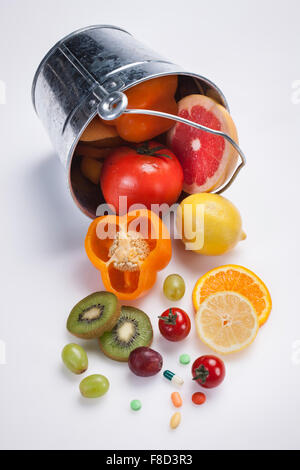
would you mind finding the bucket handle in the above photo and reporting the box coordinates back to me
[58,44,244,193]
[97,95,246,195]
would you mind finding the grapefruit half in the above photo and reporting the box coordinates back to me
[167,95,238,193]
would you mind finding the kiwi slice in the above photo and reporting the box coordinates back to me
[99,306,153,362]
[67,292,121,339]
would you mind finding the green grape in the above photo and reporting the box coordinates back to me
[79,374,110,398]
[61,343,88,375]
[163,274,185,301]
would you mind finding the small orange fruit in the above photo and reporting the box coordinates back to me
[193,265,272,326]
[80,156,103,185]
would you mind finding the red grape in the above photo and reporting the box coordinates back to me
[128,347,163,377]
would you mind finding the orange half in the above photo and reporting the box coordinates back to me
[193,265,272,326]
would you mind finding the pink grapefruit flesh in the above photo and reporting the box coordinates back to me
[167,95,238,193]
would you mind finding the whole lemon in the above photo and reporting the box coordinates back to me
[177,193,246,255]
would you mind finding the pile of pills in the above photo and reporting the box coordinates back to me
[130,353,206,428]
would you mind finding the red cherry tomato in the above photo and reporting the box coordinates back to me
[158,308,191,342]
[100,141,183,214]
[192,355,225,389]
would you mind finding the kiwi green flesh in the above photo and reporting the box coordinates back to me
[99,306,153,362]
[67,292,120,339]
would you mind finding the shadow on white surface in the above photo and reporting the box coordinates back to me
[171,238,246,278]
[26,154,87,255]
[59,363,82,384]
[70,256,104,293]
[77,391,111,408]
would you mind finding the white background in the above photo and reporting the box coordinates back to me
[1,0,300,451]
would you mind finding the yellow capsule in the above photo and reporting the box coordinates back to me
[170,411,181,429]
[171,392,182,408]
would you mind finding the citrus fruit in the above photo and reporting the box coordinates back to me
[80,116,120,143]
[193,265,272,326]
[177,193,246,255]
[80,156,103,185]
[167,94,238,193]
[195,292,259,354]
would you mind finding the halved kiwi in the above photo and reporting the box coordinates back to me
[99,306,153,362]
[67,292,120,339]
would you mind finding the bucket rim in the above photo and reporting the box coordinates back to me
[31,24,131,112]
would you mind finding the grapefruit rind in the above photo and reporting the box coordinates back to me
[192,264,272,326]
[167,94,239,194]
[195,291,259,354]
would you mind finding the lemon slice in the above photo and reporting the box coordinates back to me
[193,265,272,326]
[195,292,259,354]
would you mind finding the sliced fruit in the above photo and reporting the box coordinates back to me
[85,209,172,300]
[67,291,120,339]
[99,306,153,362]
[167,94,238,193]
[193,265,272,326]
[195,292,259,354]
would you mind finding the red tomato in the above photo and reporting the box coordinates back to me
[192,355,225,389]
[100,141,183,214]
[158,308,191,342]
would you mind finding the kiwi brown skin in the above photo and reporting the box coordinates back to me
[67,296,121,340]
[98,307,154,362]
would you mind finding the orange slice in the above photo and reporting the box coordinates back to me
[195,292,259,354]
[193,265,272,326]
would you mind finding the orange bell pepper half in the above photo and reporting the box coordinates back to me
[85,209,172,300]
[106,75,178,143]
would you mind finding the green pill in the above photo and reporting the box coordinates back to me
[179,354,191,365]
[130,399,142,411]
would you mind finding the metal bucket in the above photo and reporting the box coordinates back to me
[32,25,245,218]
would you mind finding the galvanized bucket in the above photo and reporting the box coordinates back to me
[32,25,245,218]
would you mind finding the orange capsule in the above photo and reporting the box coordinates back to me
[171,391,182,408]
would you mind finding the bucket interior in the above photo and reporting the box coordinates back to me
[69,73,227,218]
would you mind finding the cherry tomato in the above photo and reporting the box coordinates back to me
[158,308,191,342]
[192,355,225,389]
[100,141,183,214]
